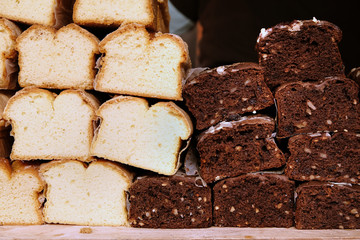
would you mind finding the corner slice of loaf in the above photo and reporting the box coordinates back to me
[0,18,21,89]
[95,23,191,100]
[40,159,133,226]
[16,24,99,90]
[91,96,193,175]
[3,87,99,161]
[73,0,170,32]
[0,0,74,28]
[0,158,44,225]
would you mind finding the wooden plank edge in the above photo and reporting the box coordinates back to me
[0,226,359,240]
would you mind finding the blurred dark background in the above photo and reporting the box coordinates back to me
[169,0,359,73]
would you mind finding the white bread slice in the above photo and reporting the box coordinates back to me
[0,158,44,225]
[91,96,193,175]
[16,24,99,90]
[0,0,74,28]
[0,18,21,89]
[95,23,191,100]
[73,0,170,32]
[3,87,99,161]
[40,159,133,226]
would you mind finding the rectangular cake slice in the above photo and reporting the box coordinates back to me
[197,115,285,183]
[183,62,274,130]
[256,19,344,90]
[275,76,360,138]
[128,173,212,228]
[296,182,360,229]
[286,132,360,183]
[213,173,295,227]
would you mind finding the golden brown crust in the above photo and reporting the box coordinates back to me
[0,158,45,225]
[0,18,21,90]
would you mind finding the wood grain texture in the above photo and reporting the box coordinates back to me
[0,226,359,239]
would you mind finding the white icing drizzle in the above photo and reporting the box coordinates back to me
[312,17,320,23]
[203,116,274,135]
[216,66,226,75]
[288,21,303,32]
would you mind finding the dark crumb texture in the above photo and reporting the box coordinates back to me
[128,175,212,228]
[275,76,360,138]
[183,62,274,130]
[256,19,345,90]
[197,116,285,183]
[296,182,360,229]
[213,173,295,227]
[286,132,360,183]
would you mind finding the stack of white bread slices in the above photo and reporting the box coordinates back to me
[0,0,193,226]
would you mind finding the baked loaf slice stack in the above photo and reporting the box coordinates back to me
[73,0,170,32]
[16,24,99,90]
[275,76,360,138]
[286,132,360,184]
[40,160,133,226]
[129,173,212,228]
[0,0,74,28]
[3,87,99,161]
[296,182,360,229]
[213,173,295,227]
[256,18,345,90]
[0,158,44,225]
[0,18,21,89]
[91,95,193,175]
[197,115,285,183]
[183,62,274,130]
[95,23,191,100]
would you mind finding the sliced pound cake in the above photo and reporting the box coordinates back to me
[0,0,74,28]
[40,159,133,226]
[95,23,191,100]
[0,18,21,89]
[91,96,193,175]
[73,0,170,32]
[3,87,99,161]
[16,24,99,90]
[0,158,44,225]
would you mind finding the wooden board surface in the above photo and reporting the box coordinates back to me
[0,226,359,239]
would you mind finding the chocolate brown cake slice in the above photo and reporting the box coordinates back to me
[183,62,274,130]
[275,76,360,138]
[256,18,345,90]
[296,182,360,229]
[197,115,285,183]
[213,173,295,227]
[286,132,360,183]
[128,174,212,228]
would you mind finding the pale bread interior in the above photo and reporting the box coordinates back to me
[95,24,190,100]
[74,0,153,26]
[0,0,57,26]
[3,88,98,161]
[91,96,193,175]
[0,159,44,225]
[17,24,99,90]
[40,160,132,226]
